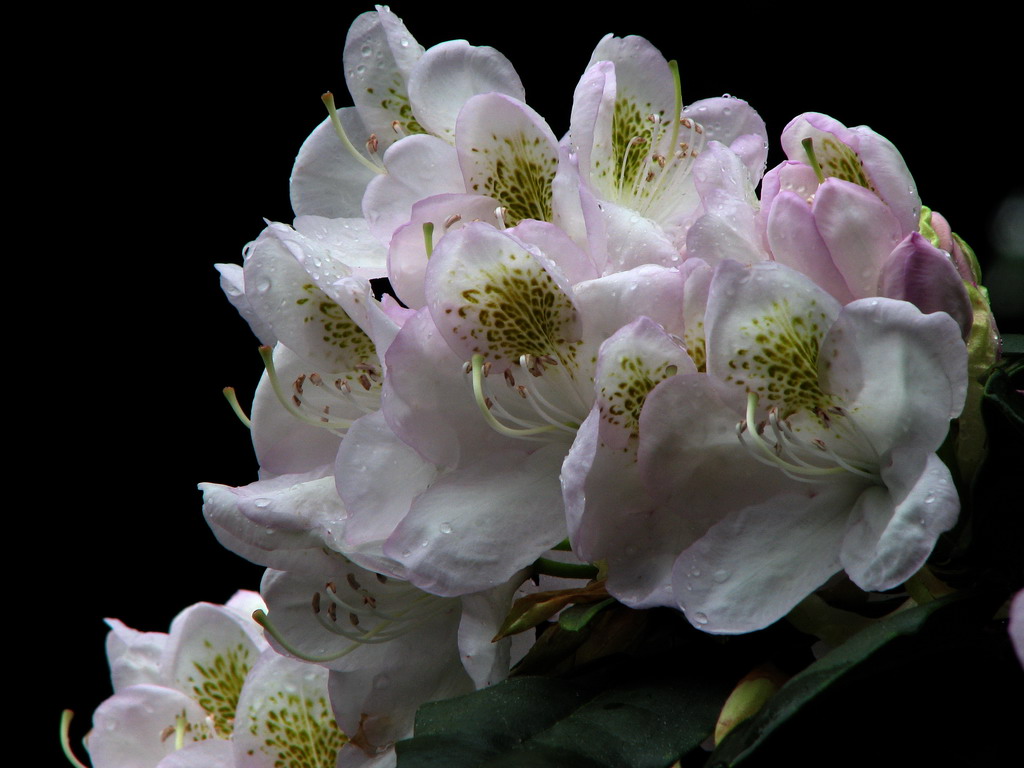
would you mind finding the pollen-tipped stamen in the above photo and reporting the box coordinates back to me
[737,393,879,483]
[471,354,560,438]
[258,346,355,432]
[322,91,386,175]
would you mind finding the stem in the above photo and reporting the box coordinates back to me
[551,538,573,552]
[532,557,599,580]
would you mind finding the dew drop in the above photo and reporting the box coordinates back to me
[439,522,453,534]
[924,493,936,504]
[419,539,429,547]
[693,612,709,625]
[713,569,730,583]
[253,498,271,508]
[400,38,410,48]
[361,44,372,57]
[689,568,702,577]
[356,64,366,75]
[401,550,411,558]
[255,278,271,294]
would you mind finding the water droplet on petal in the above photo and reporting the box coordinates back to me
[924,493,935,504]
[399,38,410,48]
[255,278,271,294]
[253,498,271,508]
[361,44,372,57]
[689,568,702,578]
[693,612,709,625]
[419,539,429,547]
[439,522,452,534]
[713,570,730,583]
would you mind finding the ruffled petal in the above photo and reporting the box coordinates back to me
[840,451,959,591]
[407,40,525,143]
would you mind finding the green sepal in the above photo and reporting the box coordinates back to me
[493,581,610,641]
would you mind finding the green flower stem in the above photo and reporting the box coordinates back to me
[532,557,599,580]
[551,538,573,552]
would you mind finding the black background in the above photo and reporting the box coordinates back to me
[49,3,1020,760]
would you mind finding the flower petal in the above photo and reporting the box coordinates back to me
[407,40,525,143]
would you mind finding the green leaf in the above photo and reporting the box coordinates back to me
[707,593,997,766]
[558,598,616,632]
[397,657,733,768]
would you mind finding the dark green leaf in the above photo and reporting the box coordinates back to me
[397,660,733,768]
[708,593,1001,766]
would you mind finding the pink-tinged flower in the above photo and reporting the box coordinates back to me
[762,114,971,332]
[568,261,967,633]
[293,5,529,228]
[565,35,767,267]
[84,593,266,766]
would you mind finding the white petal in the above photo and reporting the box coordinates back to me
[407,40,525,143]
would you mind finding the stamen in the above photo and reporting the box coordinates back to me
[321,92,385,175]
[366,134,379,154]
[471,354,559,438]
[423,221,434,259]
[222,387,252,429]
[737,393,881,483]
[174,715,187,751]
[801,137,826,184]
[258,346,354,431]
[444,213,462,229]
[60,711,90,768]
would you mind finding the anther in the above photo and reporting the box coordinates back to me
[326,581,337,593]
[484,397,493,409]
[347,573,362,591]
[349,612,360,627]
[362,593,377,609]
[312,592,321,614]
[444,213,462,229]
[376,573,388,584]
[646,171,656,182]
[295,374,306,394]
[653,154,666,167]
[367,134,379,154]
[517,385,528,398]
[359,374,372,390]
[336,378,351,393]
[481,361,492,377]
[292,394,302,407]
[504,369,516,387]
[328,602,338,622]
[391,120,402,134]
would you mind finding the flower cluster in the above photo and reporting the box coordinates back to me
[73,7,1015,768]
